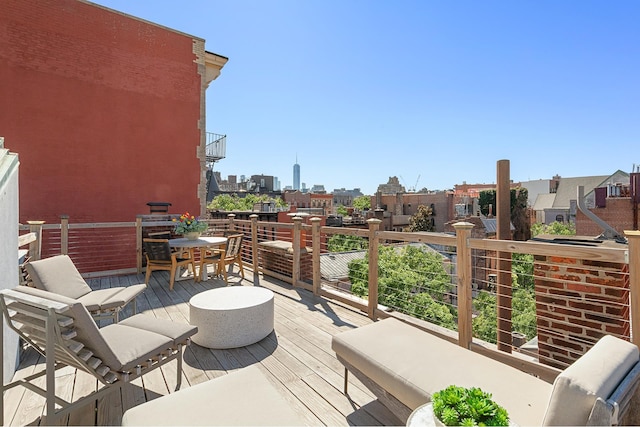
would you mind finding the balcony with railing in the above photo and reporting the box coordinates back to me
[205,132,226,164]
[9,215,640,425]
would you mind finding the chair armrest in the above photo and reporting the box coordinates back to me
[588,361,640,425]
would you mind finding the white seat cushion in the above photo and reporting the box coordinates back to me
[332,318,552,426]
[25,254,91,299]
[121,365,309,426]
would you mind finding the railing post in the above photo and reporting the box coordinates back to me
[496,159,513,353]
[136,216,143,274]
[60,215,69,255]
[367,218,381,319]
[310,217,321,295]
[227,213,236,232]
[250,214,259,274]
[454,221,474,349]
[292,216,303,287]
[626,230,640,348]
[27,220,45,261]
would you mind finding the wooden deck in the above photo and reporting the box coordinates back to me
[3,266,402,426]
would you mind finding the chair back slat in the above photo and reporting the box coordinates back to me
[0,288,119,385]
[225,234,244,259]
[143,239,173,261]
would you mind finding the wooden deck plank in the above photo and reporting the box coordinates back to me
[283,378,350,426]
[50,366,76,426]
[11,356,47,427]
[2,349,44,427]
[301,373,385,426]
[272,322,400,424]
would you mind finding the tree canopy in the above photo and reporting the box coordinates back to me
[472,252,537,343]
[327,234,368,252]
[531,221,576,237]
[208,194,287,211]
[405,205,435,232]
[349,245,457,329]
[353,195,371,211]
[478,187,530,240]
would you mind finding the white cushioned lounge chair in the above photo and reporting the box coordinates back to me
[0,286,197,425]
[332,317,640,426]
[24,254,146,323]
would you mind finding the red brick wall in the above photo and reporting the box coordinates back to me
[534,255,629,369]
[576,197,636,237]
[1,0,204,224]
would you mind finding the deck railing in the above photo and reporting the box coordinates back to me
[20,214,639,381]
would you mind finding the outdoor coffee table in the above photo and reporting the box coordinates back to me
[188,286,274,349]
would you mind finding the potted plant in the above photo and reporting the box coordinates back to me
[173,211,208,240]
[431,385,510,426]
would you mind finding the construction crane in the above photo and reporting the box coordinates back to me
[400,174,421,192]
[412,174,421,192]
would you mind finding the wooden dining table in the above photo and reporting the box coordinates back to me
[168,236,227,281]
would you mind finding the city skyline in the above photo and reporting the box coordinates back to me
[93,0,639,195]
[214,161,631,197]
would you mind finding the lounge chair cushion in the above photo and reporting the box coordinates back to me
[118,314,197,346]
[121,365,308,426]
[99,322,184,371]
[25,255,146,315]
[332,318,552,426]
[25,254,91,299]
[542,335,639,426]
[77,284,147,312]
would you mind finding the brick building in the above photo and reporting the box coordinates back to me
[283,191,310,209]
[310,193,334,215]
[332,188,364,208]
[1,0,227,225]
[576,172,640,238]
[371,191,455,232]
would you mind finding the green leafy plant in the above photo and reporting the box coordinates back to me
[172,212,208,234]
[431,385,509,426]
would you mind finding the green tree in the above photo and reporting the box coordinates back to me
[478,187,530,241]
[349,245,456,329]
[512,288,537,340]
[531,221,576,237]
[405,205,435,232]
[208,194,286,211]
[328,234,368,252]
[472,282,537,344]
[336,205,348,216]
[472,292,497,343]
[353,195,371,211]
[512,252,534,291]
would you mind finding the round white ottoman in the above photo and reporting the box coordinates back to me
[189,286,274,349]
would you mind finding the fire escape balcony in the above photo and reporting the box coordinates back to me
[206,132,226,164]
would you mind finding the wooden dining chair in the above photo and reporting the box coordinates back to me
[199,234,245,284]
[143,238,197,290]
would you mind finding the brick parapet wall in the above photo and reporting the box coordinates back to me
[258,242,313,282]
[534,255,629,369]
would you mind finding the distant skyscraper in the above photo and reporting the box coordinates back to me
[293,156,300,191]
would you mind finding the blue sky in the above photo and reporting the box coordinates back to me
[93,0,639,195]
